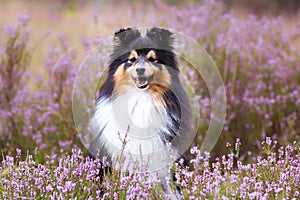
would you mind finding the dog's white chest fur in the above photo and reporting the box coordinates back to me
[90,87,176,173]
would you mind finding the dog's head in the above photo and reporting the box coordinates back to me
[110,27,178,95]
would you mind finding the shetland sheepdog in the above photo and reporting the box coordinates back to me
[89,27,192,192]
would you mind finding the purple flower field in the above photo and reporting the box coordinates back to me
[1,139,299,199]
[0,0,299,199]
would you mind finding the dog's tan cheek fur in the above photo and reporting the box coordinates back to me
[149,65,171,107]
[113,64,134,96]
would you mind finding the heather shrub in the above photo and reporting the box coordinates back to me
[32,33,79,156]
[0,139,299,199]
[0,12,32,153]
[175,138,300,199]
[0,13,80,160]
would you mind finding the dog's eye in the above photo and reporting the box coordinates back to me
[148,57,155,62]
[129,57,137,63]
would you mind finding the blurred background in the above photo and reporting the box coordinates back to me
[1,0,299,76]
[0,0,299,162]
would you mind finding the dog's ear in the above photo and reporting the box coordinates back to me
[114,28,140,48]
[146,27,174,48]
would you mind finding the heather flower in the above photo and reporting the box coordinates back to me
[17,11,29,25]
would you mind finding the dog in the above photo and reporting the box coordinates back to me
[89,27,192,195]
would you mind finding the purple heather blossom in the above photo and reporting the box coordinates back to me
[17,11,29,25]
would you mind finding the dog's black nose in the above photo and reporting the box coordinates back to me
[136,68,145,75]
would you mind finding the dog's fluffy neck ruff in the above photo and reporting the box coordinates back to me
[91,85,177,177]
